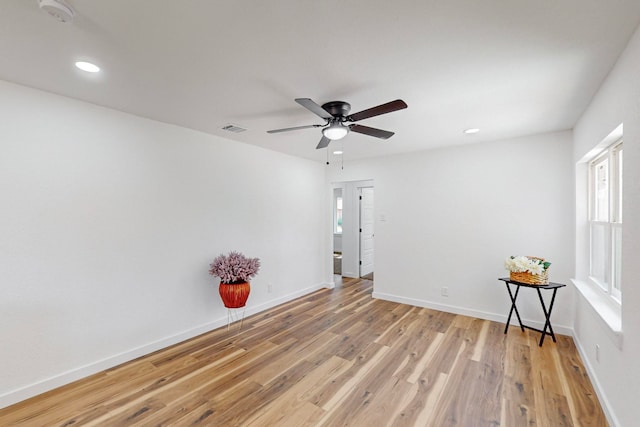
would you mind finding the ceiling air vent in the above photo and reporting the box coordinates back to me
[221,124,247,133]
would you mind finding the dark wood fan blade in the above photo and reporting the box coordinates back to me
[316,136,331,149]
[349,124,395,139]
[347,99,407,122]
[296,98,334,119]
[267,124,323,134]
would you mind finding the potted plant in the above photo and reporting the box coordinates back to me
[209,251,260,308]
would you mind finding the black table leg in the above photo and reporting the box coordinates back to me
[504,283,525,334]
[537,287,559,347]
[499,278,565,347]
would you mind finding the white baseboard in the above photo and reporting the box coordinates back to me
[372,291,573,336]
[0,282,327,410]
[571,332,620,427]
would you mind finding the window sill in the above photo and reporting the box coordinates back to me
[571,278,623,348]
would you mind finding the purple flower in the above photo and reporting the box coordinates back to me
[209,251,261,283]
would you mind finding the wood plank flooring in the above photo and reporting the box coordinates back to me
[0,278,608,426]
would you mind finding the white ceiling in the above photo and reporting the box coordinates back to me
[1,1,639,163]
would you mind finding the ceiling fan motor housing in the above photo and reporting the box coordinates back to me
[321,101,351,118]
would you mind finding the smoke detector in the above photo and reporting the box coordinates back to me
[38,0,75,23]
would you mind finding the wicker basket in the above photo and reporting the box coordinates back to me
[510,270,549,285]
[509,256,549,285]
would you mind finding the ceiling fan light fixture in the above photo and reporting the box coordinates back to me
[323,122,349,140]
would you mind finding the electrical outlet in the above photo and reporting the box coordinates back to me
[441,287,449,297]
[268,283,273,293]
[596,344,600,362]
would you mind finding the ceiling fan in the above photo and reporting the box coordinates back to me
[267,98,408,149]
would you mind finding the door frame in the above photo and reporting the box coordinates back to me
[358,186,374,277]
[330,179,374,280]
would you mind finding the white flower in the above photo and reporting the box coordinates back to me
[527,262,544,275]
[505,255,548,275]
[510,256,529,272]
[504,257,516,270]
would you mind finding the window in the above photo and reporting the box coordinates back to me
[589,140,623,301]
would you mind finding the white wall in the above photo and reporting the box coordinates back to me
[572,26,640,427]
[0,80,327,408]
[333,234,342,253]
[326,131,575,331]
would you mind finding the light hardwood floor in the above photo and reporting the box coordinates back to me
[0,278,607,426]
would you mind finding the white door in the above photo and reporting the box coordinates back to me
[359,187,374,277]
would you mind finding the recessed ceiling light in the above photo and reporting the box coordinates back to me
[75,61,100,73]
[333,150,343,155]
[463,128,480,134]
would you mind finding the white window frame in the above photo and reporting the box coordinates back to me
[588,139,623,303]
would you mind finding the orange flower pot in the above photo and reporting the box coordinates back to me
[219,281,251,308]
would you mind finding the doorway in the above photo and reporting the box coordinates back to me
[333,187,343,276]
[331,180,374,282]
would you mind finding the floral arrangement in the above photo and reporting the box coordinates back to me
[209,251,260,284]
[504,256,551,276]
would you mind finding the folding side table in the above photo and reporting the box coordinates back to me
[498,277,566,346]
